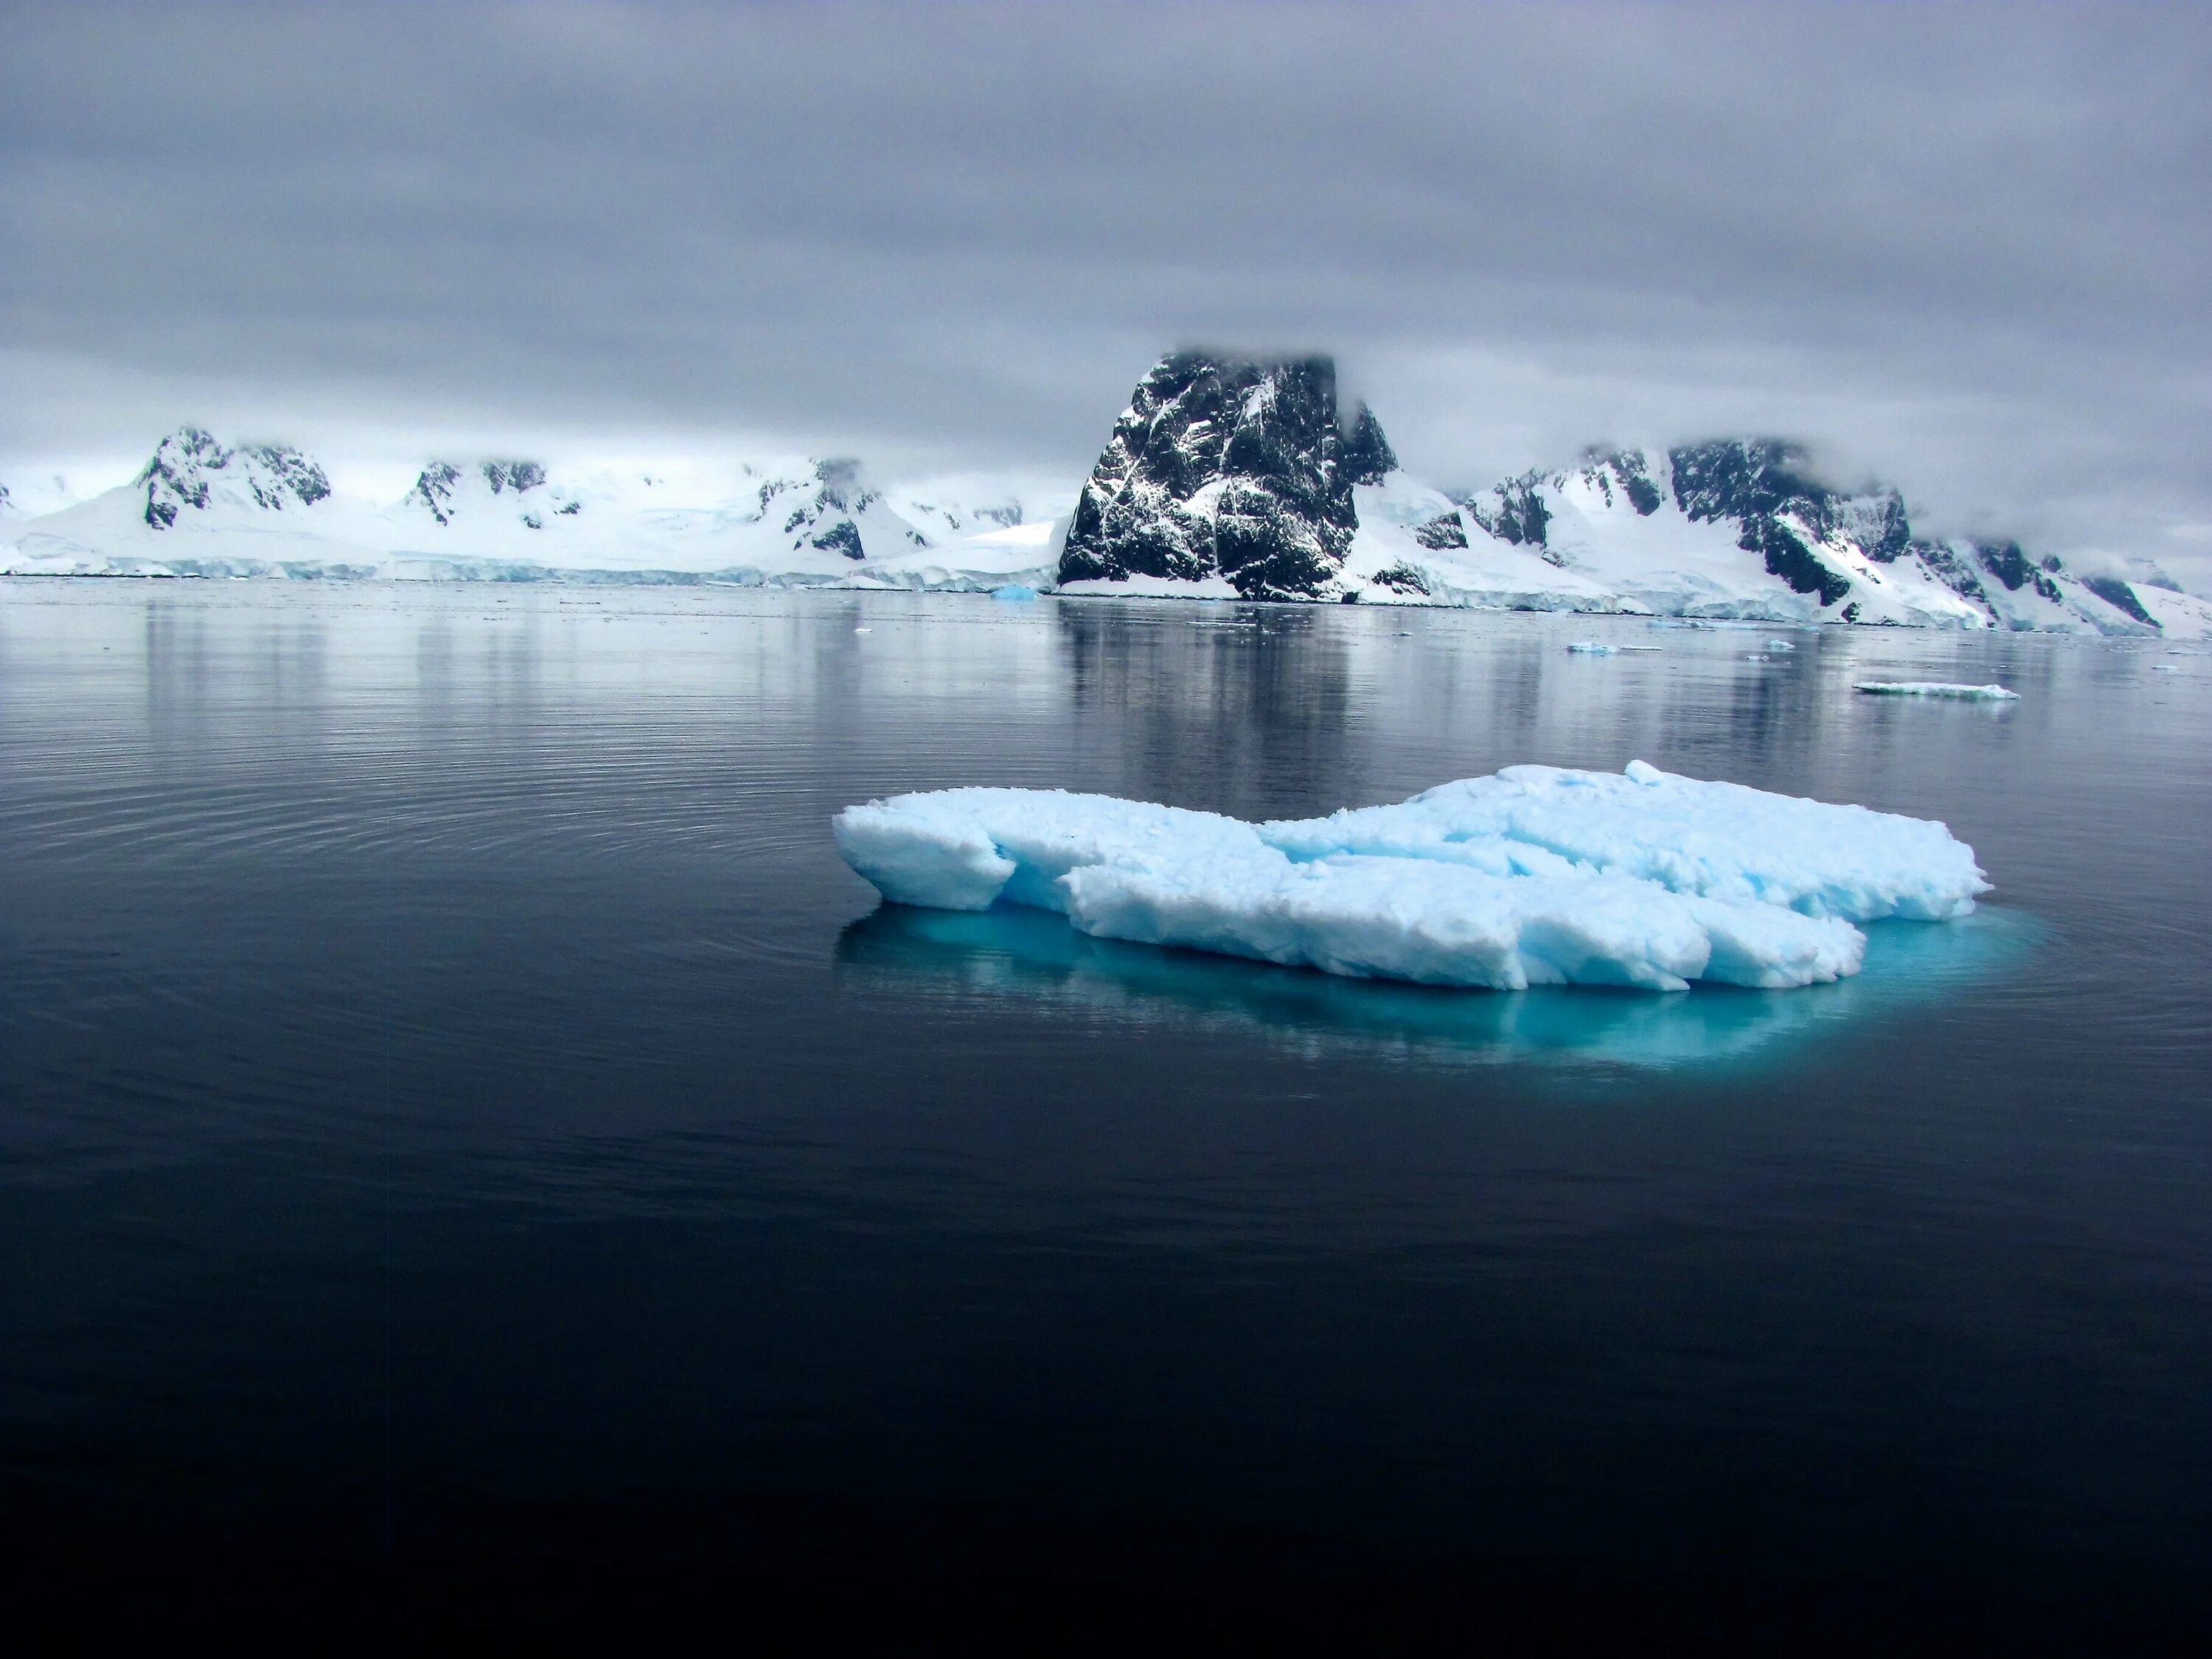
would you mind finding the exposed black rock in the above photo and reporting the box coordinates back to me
[138,428,330,529]
[1411,513,1468,552]
[755,458,898,559]
[1668,439,1854,605]
[139,428,226,526]
[811,521,864,560]
[238,445,331,509]
[1371,560,1431,596]
[1464,470,1551,549]
[1913,538,1992,608]
[2081,575,2156,626]
[1340,404,1397,486]
[481,461,546,495]
[1975,540,2064,602]
[1057,350,1391,599]
[408,462,465,524]
[1575,449,1665,517]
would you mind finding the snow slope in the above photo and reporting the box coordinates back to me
[1,434,1060,591]
[2,416,2197,636]
[833,762,1988,992]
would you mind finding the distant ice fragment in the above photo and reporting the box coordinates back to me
[1566,641,1617,655]
[833,762,1989,993]
[1854,681,2018,700]
[2151,664,2179,673]
[1766,639,1795,650]
[992,583,1040,602]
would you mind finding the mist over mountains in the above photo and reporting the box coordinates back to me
[4,351,2205,638]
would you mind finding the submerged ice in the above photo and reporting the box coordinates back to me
[1854,681,2020,700]
[832,762,1989,992]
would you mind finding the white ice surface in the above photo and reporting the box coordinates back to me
[1854,681,2020,700]
[834,762,1989,992]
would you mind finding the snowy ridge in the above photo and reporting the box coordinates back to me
[833,762,1989,992]
[1,431,1061,592]
[1,384,2198,634]
[1343,441,2152,633]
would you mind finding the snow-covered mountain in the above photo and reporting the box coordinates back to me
[5,374,2208,637]
[1415,440,2160,633]
[1,436,1064,591]
[1050,354,2204,635]
[1056,350,1394,600]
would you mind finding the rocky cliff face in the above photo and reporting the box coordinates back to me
[1057,351,1394,599]
[756,458,929,560]
[406,460,577,529]
[139,428,331,528]
[1668,439,1913,608]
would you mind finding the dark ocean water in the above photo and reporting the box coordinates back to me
[3,583,2208,1646]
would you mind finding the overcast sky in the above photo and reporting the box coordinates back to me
[4,2,2208,576]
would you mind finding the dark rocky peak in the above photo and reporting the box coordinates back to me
[1340,403,1397,486]
[813,457,861,509]
[481,460,546,495]
[1058,349,1388,599]
[1668,439,1839,529]
[407,462,465,524]
[2081,575,2157,626]
[409,459,574,526]
[138,427,229,527]
[1833,489,1913,563]
[754,458,895,560]
[1573,448,1665,516]
[1910,538,1991,607]
[1461,469,1555,550]
[1974,540,2064,602]
[237,445,331,510]
[1666,439,1867,606]
[137,428,330,529]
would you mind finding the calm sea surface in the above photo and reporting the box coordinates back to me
[3,582,2208,1638]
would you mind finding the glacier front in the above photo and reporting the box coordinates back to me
[832,763,1989,992]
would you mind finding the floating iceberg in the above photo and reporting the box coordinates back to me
[1854,681,2019,700]
[991,583,1040,602]
[1565,641,1618,655]
[833,762,1989,993]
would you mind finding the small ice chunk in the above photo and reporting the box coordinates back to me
[833,762,1989,993]
[853,627,872,634]
[991,584,1039,602]
[1566,641,1617,655]
[2151,664,2179,673]
[1766,639,1795,650]
[1854,681,2018,700]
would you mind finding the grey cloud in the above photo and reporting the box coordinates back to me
[3,2,2208,573]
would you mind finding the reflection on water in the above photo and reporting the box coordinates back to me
[4,582,2210,1635]
[836,901,2042,1072]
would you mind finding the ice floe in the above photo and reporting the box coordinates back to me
[833,762,1989,993]
[1854,681,2020,700]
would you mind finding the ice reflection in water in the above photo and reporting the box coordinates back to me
[837,902,2041,1072]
